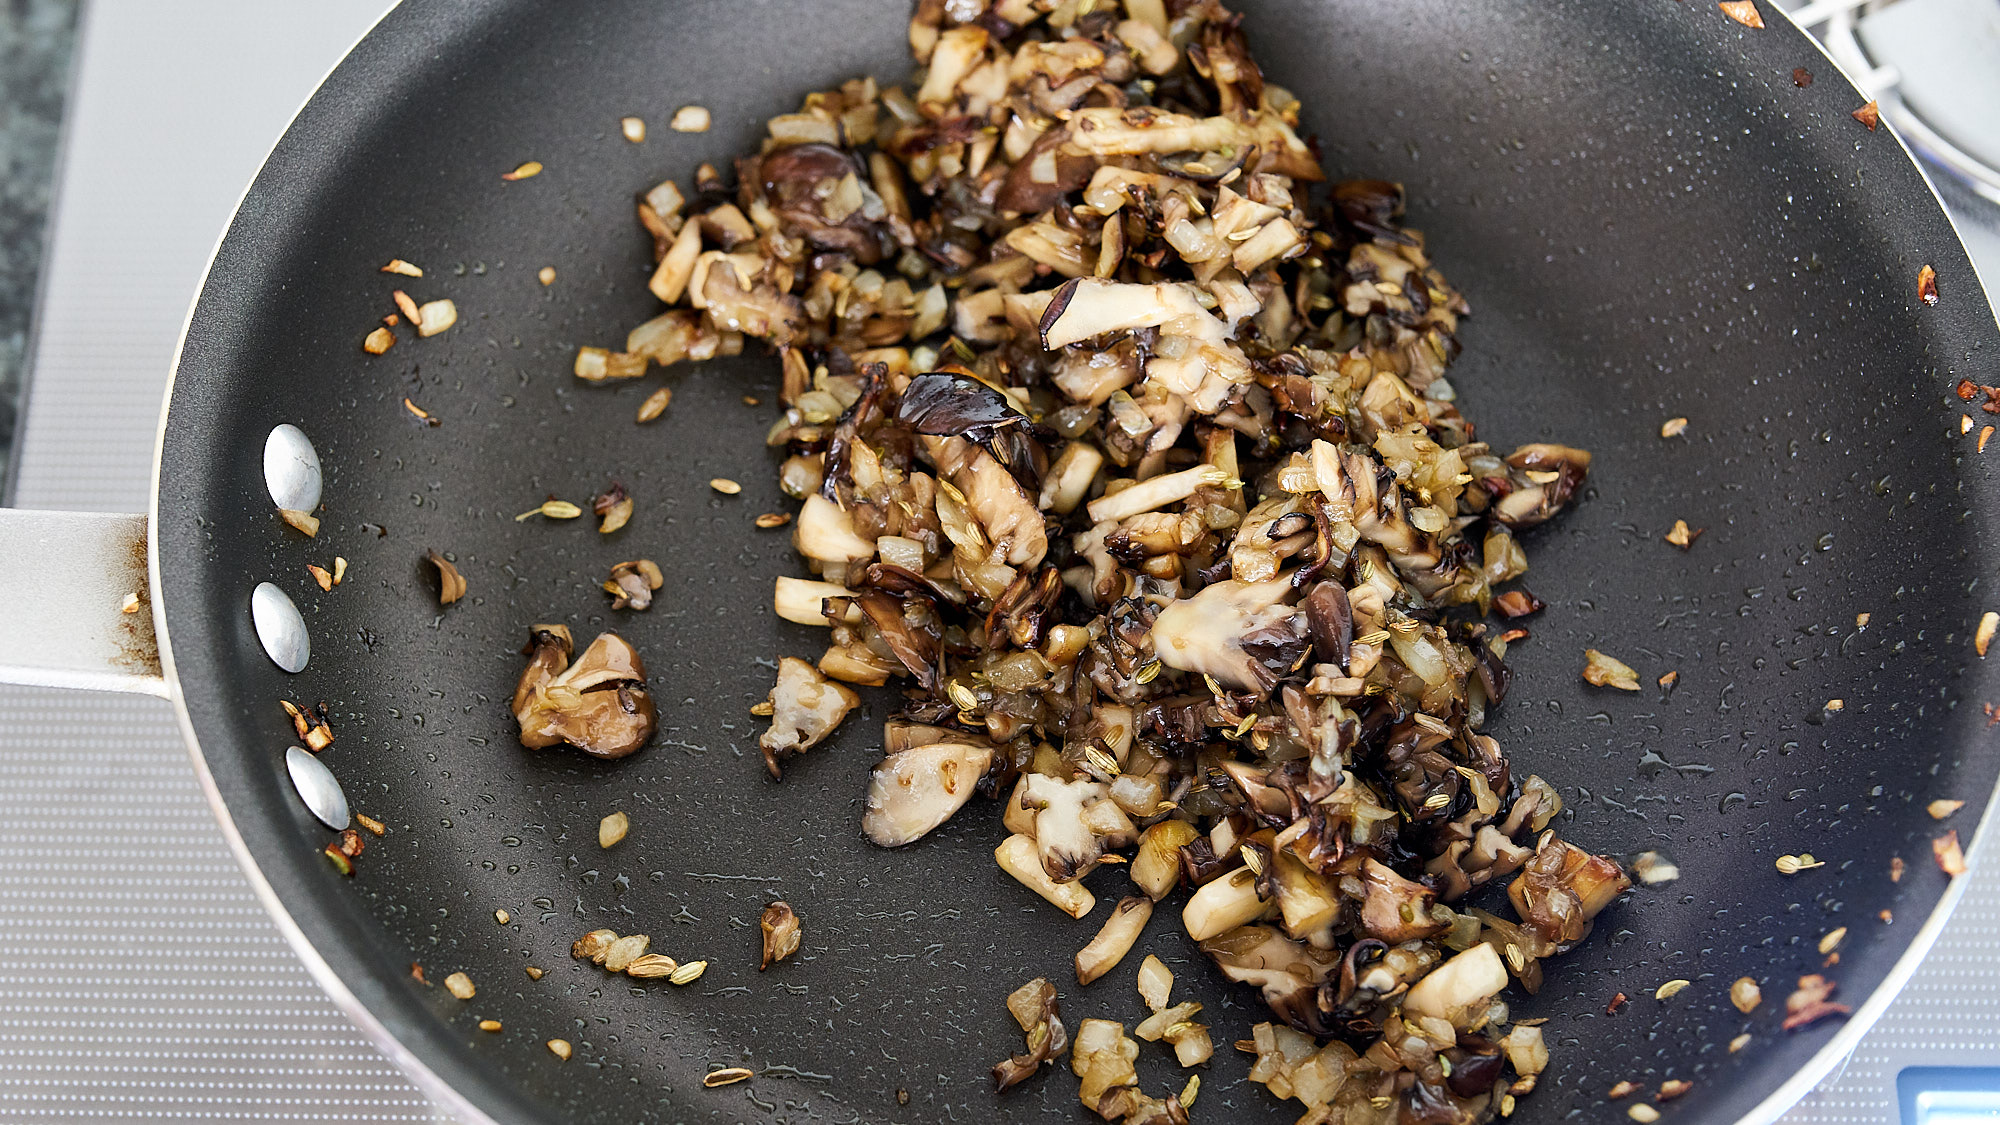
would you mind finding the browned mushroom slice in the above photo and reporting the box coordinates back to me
[512,628,657,759]
[861,742,994,846]
[1197,924,1340,1034]
[1148,578,1306,693]
[758,656,861,779]
[1506,833,1631,949]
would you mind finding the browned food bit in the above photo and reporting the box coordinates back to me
[322,844,354,875]
[478,1019,502,1033]
[1494,589,1545,618]
[307,564,333,592]
[1731,976,1762,1013]
[424,550,466,605]
[278,509,320,537]
[1977,611,1998,657]
[409,963,427,984]
[1584,648,1641,690]
[1918,264,1939,306]
[1935,829,1968,876]
[592,482,634,533]
[1793,67,1814,87]
[993,978,1068,1092]
[381,259,423,277]
[753,512,791,529]
[333,556,347,585]
[620,116,646,143]
[710,478,742,495]
[670,106,711,132]
[1608,1081,1639,1100]
[625,953,679,978]
[355,813,385,836]
[571,929,617,962]
[1891,855,1906,882]
[636,386,672,422]
[443,972,475,1000]
[501,160,542,180]
[1074,897,1152,985]
[703,1068,752,1088]
[1980,426,1995,453]
[759,901,802,969]
[1660,416,1689,438]
[598,811,629,848]
[1658,670,1680,690]
[1664,519,1702,549]
[546,1038,570,1059]
[758,656,859,778]
[1719,0,1764,26]
[1782,974,1851,1030]
[1852,100,1881,130]
[513,626,658,758]
[1929,799,1966,820]
[403,397,438,426]
[363,327,394,355]
[603,559,664,610]
[538,266,555,285]
[1607,992,1627,1014]
[391,289,420,323]
[574,346,648,382]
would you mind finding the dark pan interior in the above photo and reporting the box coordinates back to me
[156,1,2000,1122]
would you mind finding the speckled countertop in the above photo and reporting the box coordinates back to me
[0,0,79,496]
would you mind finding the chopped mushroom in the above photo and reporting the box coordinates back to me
[512,626,658,758]
[607,1,1632,1111]
[759,901,802,968]
[1075,897,1153,986]
[862,742,993,846]
[602,559,664,610]
[426,551,466,605]
[758,656,860,778]
[993,978,1068,1092]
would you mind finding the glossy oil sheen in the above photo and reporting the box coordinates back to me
[155,2,2000,1123]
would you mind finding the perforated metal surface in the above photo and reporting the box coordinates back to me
[5,1,2000,1122]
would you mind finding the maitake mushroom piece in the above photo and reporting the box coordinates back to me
[993,977,1068,1092]
[758,656,861,778]
[512,626,657,759]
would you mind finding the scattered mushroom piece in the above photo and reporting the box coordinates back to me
[363,327,394,354]
[593,483,634,533]
[1583,648,1640,691]
[760,901,802,969]
[425,550,466,605]
[1075,897,1152,985]
[670,105,711,132]
[1782,974,1851,1030]
[1935,829,1968,876]
[603,559,664,611]
[599,811,629,849]
[993,978,1068,1092]
[512,626,658,759]
[758,656,860,778]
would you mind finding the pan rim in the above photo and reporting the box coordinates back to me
[140,2,508,1122]
[141,2,2000,1124]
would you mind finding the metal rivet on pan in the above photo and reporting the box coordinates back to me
[263,423,322,512]
[251,582,310,672]
[286,746,350,830]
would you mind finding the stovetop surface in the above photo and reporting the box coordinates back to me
[2,2,1997,1123]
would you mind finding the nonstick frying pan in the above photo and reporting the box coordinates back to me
[0,1,1995,1123]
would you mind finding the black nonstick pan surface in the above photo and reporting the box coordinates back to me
[151,1,2000,1123]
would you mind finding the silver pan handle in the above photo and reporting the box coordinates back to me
[0,509,166,697]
